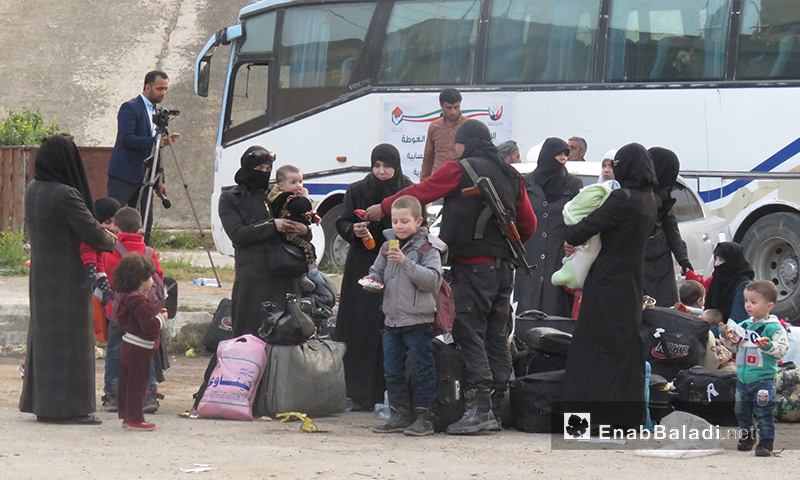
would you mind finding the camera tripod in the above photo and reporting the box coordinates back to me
[137,113,222,287]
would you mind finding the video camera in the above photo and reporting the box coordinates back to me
[153,107,180,129]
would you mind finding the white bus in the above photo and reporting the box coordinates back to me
[196,0,800,320]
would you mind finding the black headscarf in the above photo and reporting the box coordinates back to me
[363,143,413,205]
[94,197,122,223]
[613,143,658,190]
[705,242,755,320]
[648,147,680,210]
[34,135,96,216]
[454,119,517,178]
[234,145,274,190]
[531,137,570,201]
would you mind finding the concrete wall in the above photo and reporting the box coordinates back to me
[0,0,254,229]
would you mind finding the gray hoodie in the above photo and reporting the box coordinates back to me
[368,227,447,328]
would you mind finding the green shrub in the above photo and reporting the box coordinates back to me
[0,108,60,146]
[0,230,29,275]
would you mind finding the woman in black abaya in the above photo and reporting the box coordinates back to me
[643,147,692,306]
[20,135,116,424]
[562,143,658,428]
[514,137,583,316]
[705,242,754,322]
[334,144,414,410]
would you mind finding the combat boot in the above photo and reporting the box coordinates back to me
[446,388,499,435]
[102,393,118,413]
[372,406,415,433]
[755,438,774,457]
[737,429,756,452]
[404,407,436,436]
[488,389,506,431]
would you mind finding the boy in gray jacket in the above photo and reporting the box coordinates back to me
[362,195,447,436]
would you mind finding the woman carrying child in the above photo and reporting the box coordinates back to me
[335,143,414,410]
[113,255,167,431]
[562,143,658,428]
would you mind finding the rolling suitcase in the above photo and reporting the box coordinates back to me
[407,338,465,432]
[258,337,347,417]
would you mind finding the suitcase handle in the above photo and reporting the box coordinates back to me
[517,309,547,320]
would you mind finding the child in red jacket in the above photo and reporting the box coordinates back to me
[113,254,167,431]
[101,207,165,413]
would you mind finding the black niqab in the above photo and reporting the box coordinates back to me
[234,146,273,190]
[34,135,95,216]
[363,143,413,205]
[705,242,755,320]
[454,119,517,178]
[648,147,680,208]
[531,137,570,201]
[613,143,658,190]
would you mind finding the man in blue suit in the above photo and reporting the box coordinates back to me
[107,70,175,208]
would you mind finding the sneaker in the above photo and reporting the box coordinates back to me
[372,406,415,433]
[102,393,118,413]
[755,438,774,457]
[124,421,156,431]
[143,393,161,414]
[738,429,756,452]
[404,408,436,436]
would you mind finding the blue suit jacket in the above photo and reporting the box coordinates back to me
[107,95,155,184]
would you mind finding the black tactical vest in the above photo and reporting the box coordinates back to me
[439,156,521,262]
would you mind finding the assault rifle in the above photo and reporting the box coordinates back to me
[461,175,535,274]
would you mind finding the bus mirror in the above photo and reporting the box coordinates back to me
[197,58,211,97]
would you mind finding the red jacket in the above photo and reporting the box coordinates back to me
[380,161,537,263]
[102,233,164,287]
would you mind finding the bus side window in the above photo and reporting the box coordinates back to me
[608,0,730,82]
[377,1,479,86]
[737,0,800,80]
[273,4,375,121]
[486,0,600,85]
[229,64,269,128]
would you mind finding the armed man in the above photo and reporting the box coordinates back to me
[364,119,537,434]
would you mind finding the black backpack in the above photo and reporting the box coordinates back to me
[640,307,709,381]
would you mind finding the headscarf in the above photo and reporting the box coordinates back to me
[705,242,755,320]
[363,143,413,205]
[454,119,517,178]
[234,145,275,190]
[648,147,680,209]
[530,137,570,201]
[613,143,658,190]
[94,197,121,223]
[497,140,519,159]
[598,149,618,183]
[34,135,95,216]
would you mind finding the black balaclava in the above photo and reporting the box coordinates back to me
[648,147,680,209]
[613,143,658,190]
[94,197,122,223]
[705,242,755,320]
[454,119,516,178]
[234,146,275,190]
[531,137,570,201]
[35,135,96,216]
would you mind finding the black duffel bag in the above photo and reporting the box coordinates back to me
[672,366,738,426]
[509,370,565,433]
[640,306,709,381]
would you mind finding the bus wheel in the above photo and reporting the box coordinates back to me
[319,203,349,271]
[742,212,800,324]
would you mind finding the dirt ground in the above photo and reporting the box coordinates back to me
[1,354,799,479]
